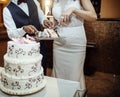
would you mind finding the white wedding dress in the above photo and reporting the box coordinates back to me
[52,0,87,89]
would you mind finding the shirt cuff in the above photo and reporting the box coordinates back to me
[18,27,26,36]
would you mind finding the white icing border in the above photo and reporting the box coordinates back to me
[4,54,42,65]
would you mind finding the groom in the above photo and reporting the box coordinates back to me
[3,0,52,75]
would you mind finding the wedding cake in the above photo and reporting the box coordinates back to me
[0,37,46,95]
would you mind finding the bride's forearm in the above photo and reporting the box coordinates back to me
[72,8,97,22]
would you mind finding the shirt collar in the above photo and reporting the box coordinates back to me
[11,0,18,5]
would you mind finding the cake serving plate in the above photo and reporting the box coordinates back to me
[34,36,61,41]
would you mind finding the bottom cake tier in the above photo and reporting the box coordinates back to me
[0,67,46,95]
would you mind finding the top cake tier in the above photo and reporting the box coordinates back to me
[7,41,40,59]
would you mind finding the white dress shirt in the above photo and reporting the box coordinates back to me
[3,0,46,39]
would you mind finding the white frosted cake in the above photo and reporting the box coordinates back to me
[0,38,46,95]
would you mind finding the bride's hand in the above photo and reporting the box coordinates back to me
[59,7,76,26]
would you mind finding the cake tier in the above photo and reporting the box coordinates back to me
[0,68,46,95]
[4,54,42,77]
[7,41,40,58]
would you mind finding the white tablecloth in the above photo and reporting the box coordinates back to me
[0,76,85,97]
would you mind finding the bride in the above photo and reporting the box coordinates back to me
[51,0,97,91]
